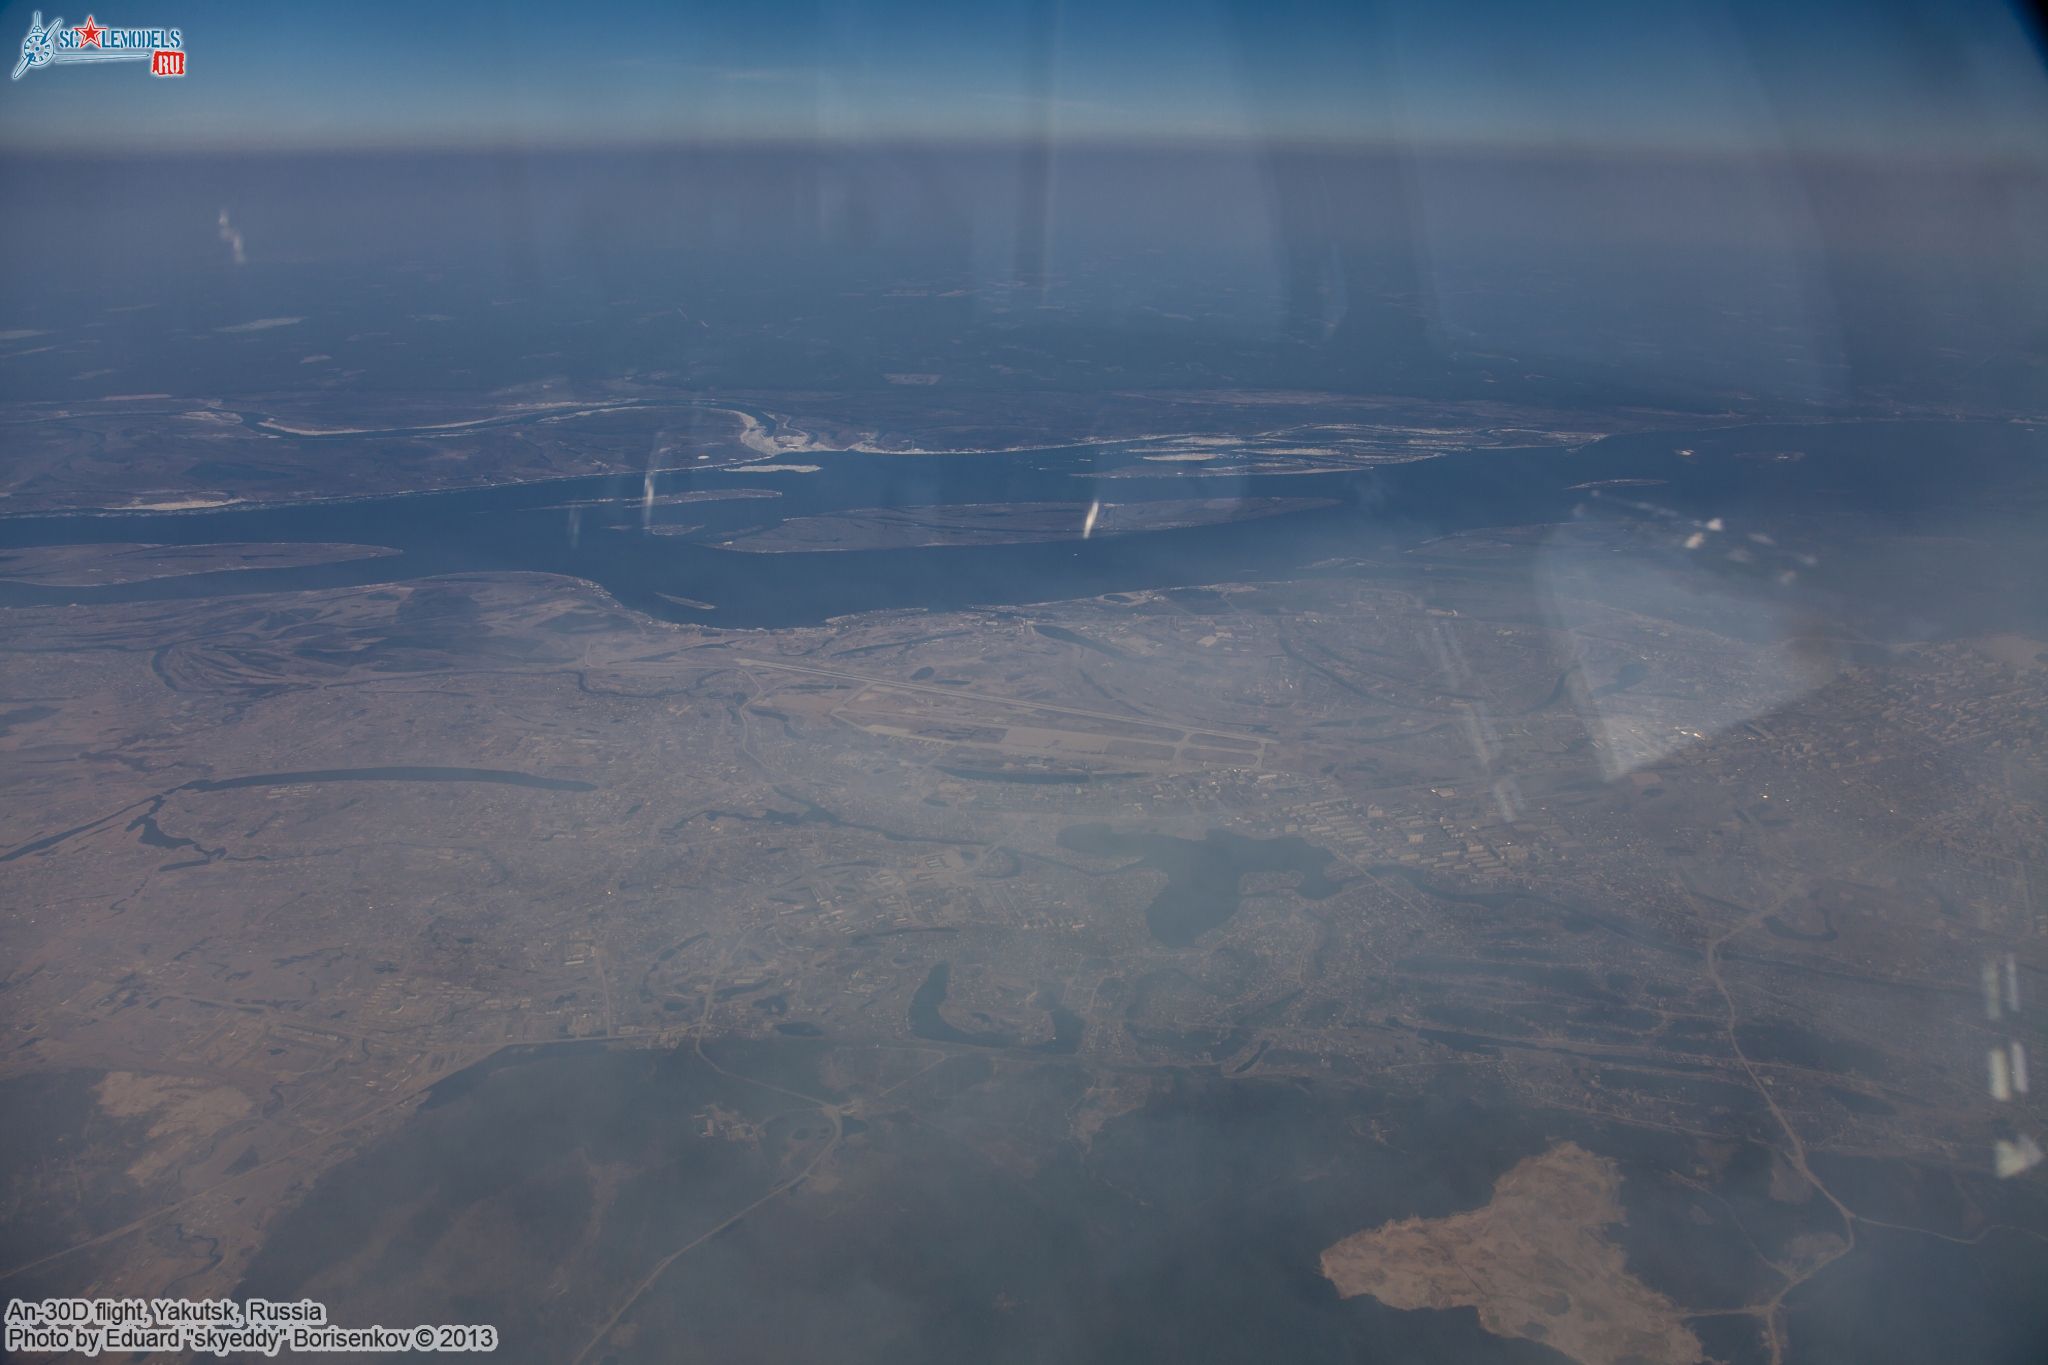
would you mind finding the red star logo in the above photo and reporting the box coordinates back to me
[75,16,102,48]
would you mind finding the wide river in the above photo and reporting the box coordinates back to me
[1,417,2039,631]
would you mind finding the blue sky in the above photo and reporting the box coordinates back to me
[2,0,2045,156]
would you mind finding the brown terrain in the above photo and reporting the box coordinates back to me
[1322,1142,1703,1365]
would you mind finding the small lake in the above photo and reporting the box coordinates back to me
[1059,824,1339,946]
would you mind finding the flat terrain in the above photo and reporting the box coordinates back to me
[1322,1142,1703,1365]
[2,444,2046,1363]
[720,497,1333,551]
[0,542,397,586]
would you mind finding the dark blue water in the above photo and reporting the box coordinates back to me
[1,419,2041,630]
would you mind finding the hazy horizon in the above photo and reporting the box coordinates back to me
[2,0,2045,157]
